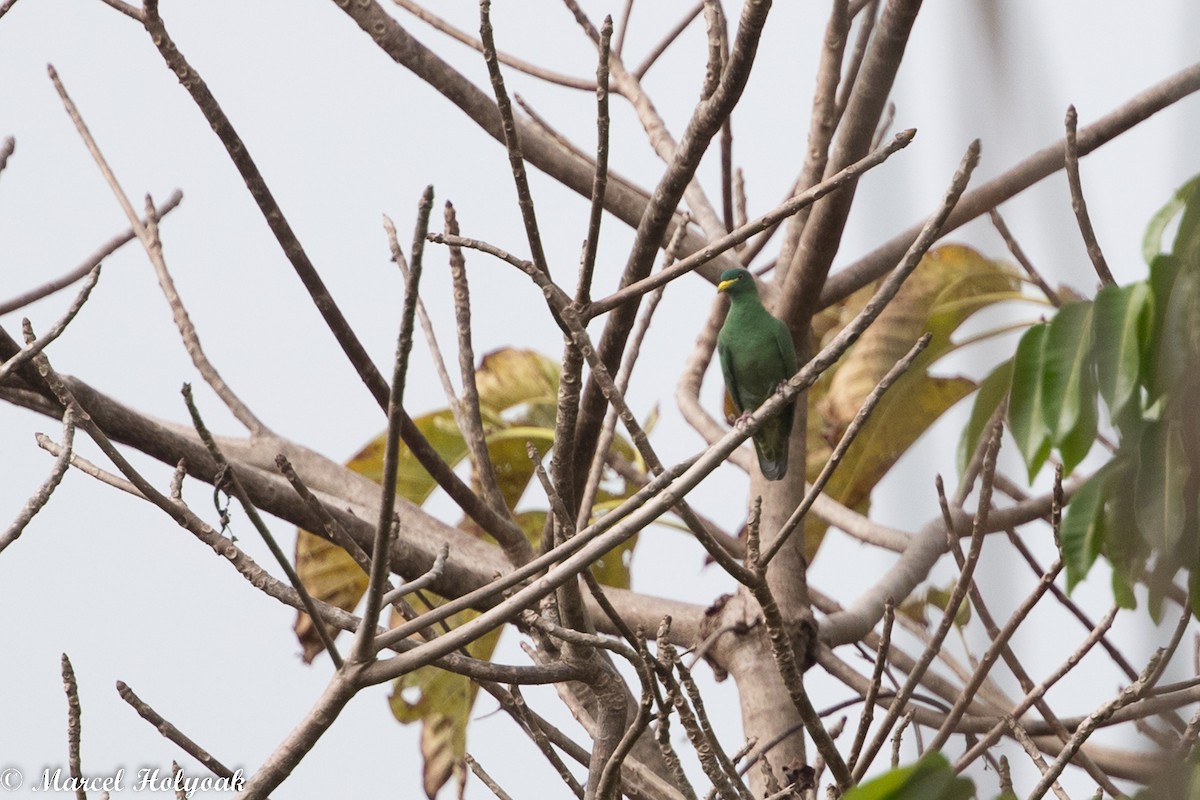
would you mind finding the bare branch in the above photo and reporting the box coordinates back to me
[47,65,266,434]
[116,681,237,779]
[852,419,1000,781]
[846,600,893,774]
[96,0,143,22]
[465,754,515,800]
[576,16,612,308]
[0,191,181,317]
[353,190,433,663]
[1028,651,1166,800]
[631,2,705,80]
[989,208,1063,306]
[392,0,594,90]
[774,0,849,278]
[823,60,1200,307]
[61,654,85,800]
[587,129,915,319]
[0,404,74,554]
[0,267,100,385]
[761,331,930,566]
[745,510,853,793]
[181,384,344,669]
[479,0,552,278]
[1064,105,1116,286]
[443,201,529,564]
[778,0,922,322]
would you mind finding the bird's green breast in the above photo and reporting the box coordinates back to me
[719,303,792,409]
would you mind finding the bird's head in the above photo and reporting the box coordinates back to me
[717,268,757,297]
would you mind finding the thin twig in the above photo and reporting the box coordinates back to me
[35,434,140,496]
[577,223,684,532]
[138,3,517,544]
[479,0,551,278]
[631,2,705,80]
[575,16,612,308]
[927,502,1062,750]
[612,0,634,56]
[890,711,913,768]
[595,653,656,800]
[853,419,1002,781]
[383,214,467,428]
[1001,520,1142,686]
[431,231,757,586]
[1010,720,1070,800]
[988,208,1062,306]
[181,385,343,669]
[744,510,853,793]
[587,129,915,319]
[656,634,752,800]
[61,654,86,800]
[380,543,449,606]
[0,191,182,317]
[822,62,1200,307]
[1063,105,1115,286]
[774,0,848,278]
[116,681,236,778]
[464,754,515,800]
[0,267,101,384]
[762,331,931,566]
[847,600,893,774]
[391,0,594,90]
[504,685,586,798]
[96,0,142,21]
[47,65,266,434]
[1026,650,1167,800]
[834,0,879,124]
[353,191,432,663]
[0,405,75,554]
[443,202,526,563]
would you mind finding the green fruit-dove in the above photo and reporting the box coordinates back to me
[717,268,798,481]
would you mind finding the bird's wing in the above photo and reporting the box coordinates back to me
[772,317,799,380]
[717,336,744,413]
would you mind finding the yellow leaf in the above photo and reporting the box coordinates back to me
[291,347,649,799]
[804,245,1018,560]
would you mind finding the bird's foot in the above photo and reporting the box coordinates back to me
[733,411,753,429]
[774,380,789,394]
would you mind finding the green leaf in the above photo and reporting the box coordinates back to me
[1146,255,1182,401]
[1061,465,1110,592]
[1111,564,1137,610]
[845,753,975,800]
[1040,300,1098,473]
[1105,466,1143,611]
[1143,175,1200,264]
[1134,419,1189,555]
[1008,323,1051,481]
[1093,281,1151,424]
[1153,265,1200,399]
[958,358,1013,476]
[1169,174,1200,264]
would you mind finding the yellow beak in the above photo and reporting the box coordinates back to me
[718,278,736,292]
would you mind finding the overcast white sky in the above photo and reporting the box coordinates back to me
[3,2,1200,798]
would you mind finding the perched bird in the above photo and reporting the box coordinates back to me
[716,268,798,481]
